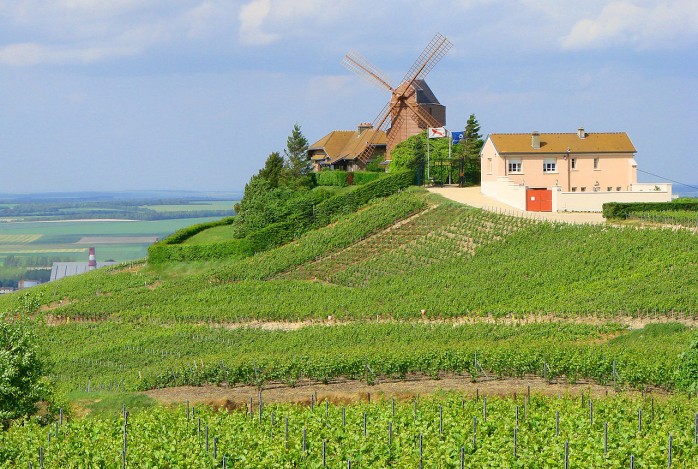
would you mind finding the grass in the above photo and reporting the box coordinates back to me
[67,391,156,417]
[184,224,237,244]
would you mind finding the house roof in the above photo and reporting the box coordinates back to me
[50,262,118,282]
[489,132,636,154]
[308,127,386,165]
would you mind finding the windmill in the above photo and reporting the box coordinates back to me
[341,33,453,164]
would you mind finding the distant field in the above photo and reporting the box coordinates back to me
[143,200,235,213]
[0,216,224,266]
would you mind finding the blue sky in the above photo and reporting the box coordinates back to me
[0,0,696,194]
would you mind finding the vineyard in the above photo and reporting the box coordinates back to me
[1,185,698,464]
[3,393,698,467]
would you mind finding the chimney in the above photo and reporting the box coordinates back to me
[358,122,373,134]
[577,127,585,139]
[88,247,96,270]
[531,131,540,150]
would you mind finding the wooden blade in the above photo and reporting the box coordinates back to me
[399,33,452,95]
[342,50,394,91]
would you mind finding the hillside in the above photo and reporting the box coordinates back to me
[3,185,698,466]
[1,186,697,392]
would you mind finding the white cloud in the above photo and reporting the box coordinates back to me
[0,1,238,66]
[238,0,277,45]
[562,0,698,49]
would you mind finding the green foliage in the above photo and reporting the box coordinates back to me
[2,394,698,467]
[157,217,236,245]
[0,315,52,426]
[675,331,698,394]
[316,171,349,187]
[316,171,383,187]
[257,151,285,188]
[603,201,698,219]
[283,123,312,187]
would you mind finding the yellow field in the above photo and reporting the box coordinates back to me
[0,234,42,243]
[1,248,87,254]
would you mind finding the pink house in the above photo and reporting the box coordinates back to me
[480,128,672,212]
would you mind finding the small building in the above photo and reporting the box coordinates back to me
[18,280,41,289]
[307,123,387,172]
[480,128,672,212]
[49,247,117,282]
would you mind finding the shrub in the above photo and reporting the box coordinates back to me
[603,201,698,219]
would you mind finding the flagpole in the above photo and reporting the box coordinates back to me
[427,133,430,185]
[448,129,452,185]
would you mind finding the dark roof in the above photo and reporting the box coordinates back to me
[412,79,440,104]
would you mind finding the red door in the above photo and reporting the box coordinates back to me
[526,189,552,212]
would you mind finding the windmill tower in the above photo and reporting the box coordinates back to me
[342,33,453,163]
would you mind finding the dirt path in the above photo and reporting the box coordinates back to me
[144,375,665,408]
[42,312,698,329]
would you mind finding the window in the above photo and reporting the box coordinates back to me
[593,186,600,192]
[607,187,612,192]
[571,158,577,170]
[581,187,586,192]
[543,158,557,173]
[616,187,621,191]
[571,187,577,192]
[508,158,522,173]
[593,158,600,170]
[488,159,493,174]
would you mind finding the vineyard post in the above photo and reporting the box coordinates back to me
[325,400,329,420]
[271,411,275,437]
[186,400,190,420]
[59,408,63,426]
[590,400,593,425]
[473,417,477,451]
[389,422,393,447]
[39,447,43,469]
[302,427,307,454]
[564,441,569,469]
[198,418,201,439]
[205,425,209,452]
[285,416,289,450]
[604,422,608,455]
[419,434,423,468]
[363,412,367,437]
[668,433,672,467]
[213,437,218,459]
[460,446,465,469]
[322,441,326,467]
[694,413,698,444]
[342,407,346,428]
[249,397,253,419]
[514,427,518,458]
[54,422,58,438]
[439,406,443,434]
[630,454,635,469]
[638,409,642,433]
[483,397,487,423]
[556,411,560,437]
[223,456,227,469]
[516,405,519,428]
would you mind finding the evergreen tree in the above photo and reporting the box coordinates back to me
[283,123,311,179]
[257,152,284,188]
[463,114,484,160]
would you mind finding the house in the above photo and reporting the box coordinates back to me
[307,123,387,172]
[480,128,672,212]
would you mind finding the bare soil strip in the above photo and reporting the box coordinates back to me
[144,374,667,408]
[41,313,698,329]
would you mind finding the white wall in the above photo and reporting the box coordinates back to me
[481,178,527,210]
[554,187,673,212]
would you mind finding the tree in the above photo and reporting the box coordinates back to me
[454,114,485,185]
[257,152,284,188]
[283,123,311,181]
[0,314,51,427]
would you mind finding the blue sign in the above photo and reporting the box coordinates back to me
[451,131,465,144]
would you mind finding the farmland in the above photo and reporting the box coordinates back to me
[0,194,236,288]
[1,186,698,466]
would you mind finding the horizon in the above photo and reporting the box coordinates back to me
[0,1,696,193]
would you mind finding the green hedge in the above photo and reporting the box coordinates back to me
[316,171,384,187]
[316,171,349,187]
[603,201,698,219]
[158,217,235,245]
[148,238,253,264]
[149,171,415,263]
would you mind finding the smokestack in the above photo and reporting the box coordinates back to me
[88,247,96,270]
[531,131,540,150]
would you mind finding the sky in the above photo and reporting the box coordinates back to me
[0,0,696,194]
